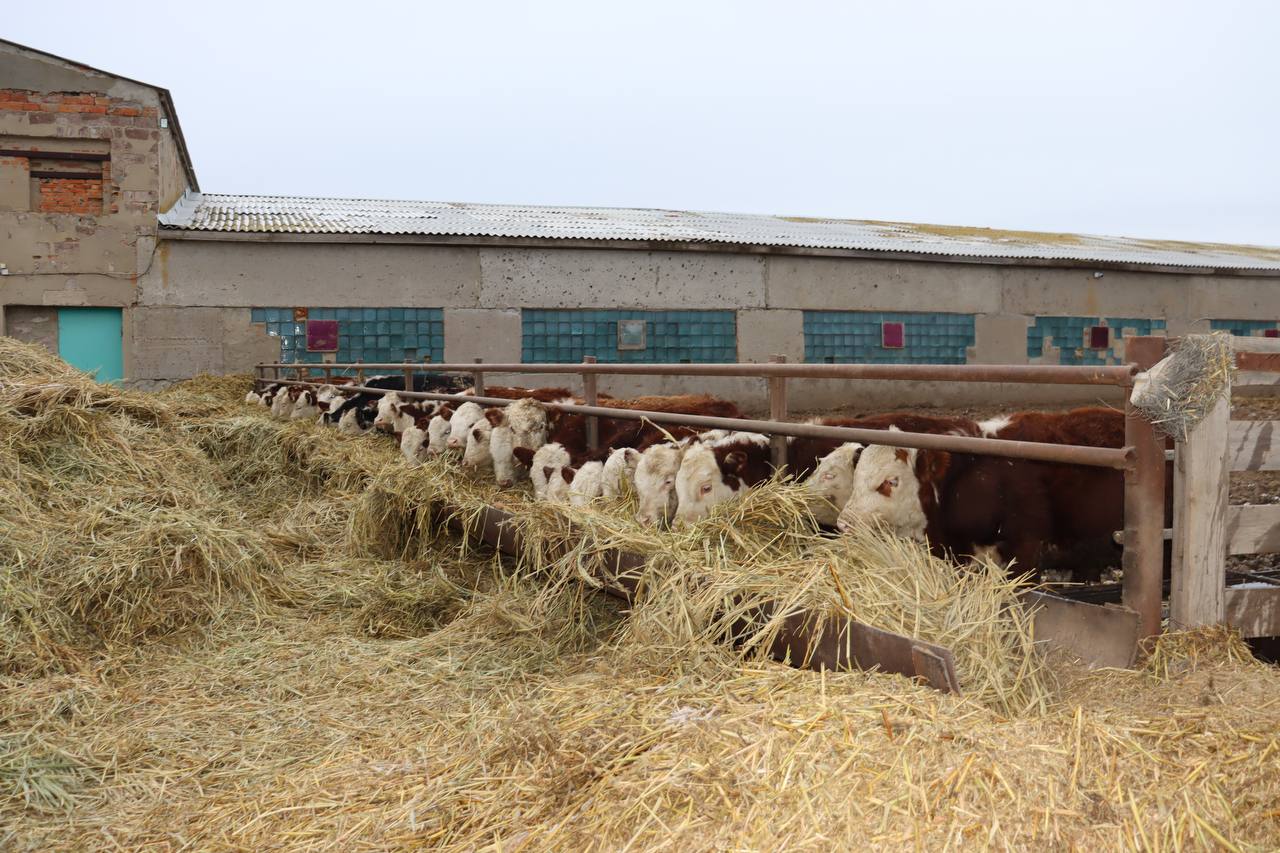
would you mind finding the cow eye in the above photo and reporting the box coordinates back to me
[700,482,713,495]
[887,476,899,487]
[822,471,835,480]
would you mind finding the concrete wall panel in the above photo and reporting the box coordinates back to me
[4,305,59,352]
[140,241,483,308]
[766,256,1001,313]
[479,248,764,309]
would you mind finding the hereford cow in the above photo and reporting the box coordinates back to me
[837,407,1149,582]
[400,417,433,466]
[793,414,980,526]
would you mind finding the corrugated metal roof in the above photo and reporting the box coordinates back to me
[158,192,1280,271]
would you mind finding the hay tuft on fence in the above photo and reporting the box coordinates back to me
[1130,332,1235,441]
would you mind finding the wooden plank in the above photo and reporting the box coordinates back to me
[1225,504,1280,555]
[1232,337,1280,355]
[1234,371,1280,388]
[1228,421,1280,471]
[1020,591,1140,669]
[1170,396,1229,628]
[1224,586,1280,638]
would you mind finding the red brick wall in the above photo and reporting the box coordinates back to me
[36,177,104,214]
[0,89,157,121]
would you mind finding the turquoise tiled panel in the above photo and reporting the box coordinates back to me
[1210,319,1279,336]
[1027,316,1166,365]
[802,311,975,364]
[253,307,444,370]
[521,309,737,363]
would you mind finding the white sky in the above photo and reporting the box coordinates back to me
[8,0,1279,244]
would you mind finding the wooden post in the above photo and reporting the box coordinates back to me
[769,354,788,469]
[1122,336,1169,641]
[1170,395,1230,629]
[403,363,414,395]
[583,355,599,451]
[472,358,485,396]
[355,358,364,386]
[323,366,332,385]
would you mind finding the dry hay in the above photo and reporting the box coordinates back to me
[1131,332,1236,442]
[3,344,1279,850]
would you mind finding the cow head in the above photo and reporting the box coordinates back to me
[601,446,641,499]
[674,442,746,525]
[400,425,429,466]
[839,429,947,541]
[446,402,486,452]
[372,392,402,432]
[633,443,685,525]
[529,443,571,501]
[463,416,494,472]
[426,407,454,455]
[802,442,864,527]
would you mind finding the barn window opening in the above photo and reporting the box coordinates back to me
[1088,326,1110,349]
[881,321,905,349]
[0,137,110,215]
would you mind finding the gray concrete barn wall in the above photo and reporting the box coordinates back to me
[134,237,1280,410]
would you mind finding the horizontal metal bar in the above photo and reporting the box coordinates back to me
[266,378,1134,468]
[257,360,1137,386]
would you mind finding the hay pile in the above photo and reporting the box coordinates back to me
[3,339,1279,850]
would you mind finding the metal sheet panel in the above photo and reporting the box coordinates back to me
[159,192,1280,271]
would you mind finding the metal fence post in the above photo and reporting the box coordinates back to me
[769,354,789,469]
[583,355,599,450]
[1122,336,1169,641]
[472,358,485,396]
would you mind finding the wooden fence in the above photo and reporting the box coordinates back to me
[1170,337,1280,638]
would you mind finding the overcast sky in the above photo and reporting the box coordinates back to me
[8,1,1279,244]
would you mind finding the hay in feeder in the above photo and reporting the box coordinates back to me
[1130,332,1235,441]
[4,347,1280,850]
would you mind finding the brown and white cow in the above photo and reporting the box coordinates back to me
[794,413,980,527]
[838,407,1151,582]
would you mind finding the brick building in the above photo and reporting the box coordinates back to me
[3,38,1279,407]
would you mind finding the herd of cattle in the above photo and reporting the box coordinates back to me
[249,374,1158,583]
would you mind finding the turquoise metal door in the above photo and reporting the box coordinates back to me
[57,307,124,382]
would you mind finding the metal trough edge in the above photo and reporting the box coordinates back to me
[458,504,964,694]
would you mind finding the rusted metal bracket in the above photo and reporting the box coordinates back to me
[1021,590,1141,669]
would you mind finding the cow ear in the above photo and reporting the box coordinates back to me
[512,447,535,467]
[919,449,950,483]
[562,466,576,483]
[623,448,641,465]
[724,450,748,473]
[439,405,454,420]
[415,415,432,429]
[484,408,505,427]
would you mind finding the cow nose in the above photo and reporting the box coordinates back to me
[498,479,513,488]
[836,518,850,533]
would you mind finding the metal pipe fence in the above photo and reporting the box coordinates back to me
[257,340,1167,639]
